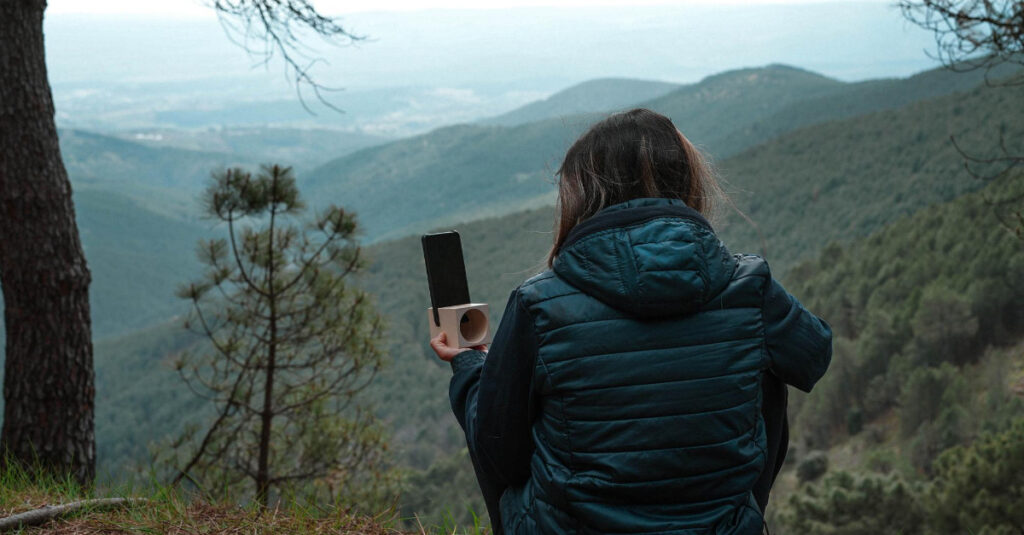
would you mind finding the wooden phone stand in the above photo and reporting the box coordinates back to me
[427,303,492,348]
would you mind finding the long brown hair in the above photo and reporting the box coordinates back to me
[547,108,723,267]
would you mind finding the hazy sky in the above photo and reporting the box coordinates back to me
[45,0,938,133]
[46,0,935,135]
[49,0,893,17]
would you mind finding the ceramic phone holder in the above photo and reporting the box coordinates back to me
[427,303,492,348]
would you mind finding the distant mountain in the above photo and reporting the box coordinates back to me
[714,61,1024,157]
[60,129,252,220]
[303,65,843,242]
[47,130,237,336]
[479,77,680,127]
[303,116,586,242]
[302,63,1007,243]
[639,64,844,153]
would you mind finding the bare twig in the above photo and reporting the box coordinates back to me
[951,133,1024,180]
[898,0,1024,86]
[210,0,367,111]
[0,498,145,532]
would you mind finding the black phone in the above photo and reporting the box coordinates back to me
[422,231,471,327]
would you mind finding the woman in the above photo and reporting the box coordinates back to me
[430,108,832,534]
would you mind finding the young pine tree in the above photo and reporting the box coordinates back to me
[169,164,390,508]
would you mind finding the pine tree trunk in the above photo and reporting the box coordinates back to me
[0,0,96,484]
[255,203,278,508]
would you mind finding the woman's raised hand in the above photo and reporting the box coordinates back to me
[430,331,488,362]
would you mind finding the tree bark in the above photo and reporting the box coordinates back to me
[0,0,96,484]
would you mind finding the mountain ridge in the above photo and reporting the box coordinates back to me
[479,77,680,127]
[303,63,1011,243]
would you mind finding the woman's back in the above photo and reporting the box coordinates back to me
[498,197,831,534]
[435,109,832,535]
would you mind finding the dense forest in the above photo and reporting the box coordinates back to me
[773,173,1024,533]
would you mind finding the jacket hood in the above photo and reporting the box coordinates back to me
[552,198,737,318]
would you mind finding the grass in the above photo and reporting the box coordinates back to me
[0,462,490,534]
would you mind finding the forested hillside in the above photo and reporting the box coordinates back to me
[716,77,1024,269]
[76,190,210,336]
[714,61,1022,157]
[770,173,1024,534]
[0,191,207,340]
[304,64,1017,242]
[59,129,252,220]
[45,131,237,336]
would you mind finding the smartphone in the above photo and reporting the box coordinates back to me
[422,231,471,327]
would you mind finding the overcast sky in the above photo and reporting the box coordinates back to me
[49,0,894,17]
[45,0,931,132]
[45,0,932,100]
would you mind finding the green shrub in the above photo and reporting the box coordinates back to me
[925,418,1024,535]
[779,471,925,535]
[845,407,864,436]
[797,450,829,483]
[898,363,967,439]
[910,284,979,366]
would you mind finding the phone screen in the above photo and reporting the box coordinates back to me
[422,231,471,323]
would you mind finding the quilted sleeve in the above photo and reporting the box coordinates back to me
[762,276,833,392]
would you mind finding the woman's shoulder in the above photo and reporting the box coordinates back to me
[517,268,583,308]
[521,269,557,288]
[730,252,772,281]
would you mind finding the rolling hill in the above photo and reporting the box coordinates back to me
[303,63,1015,243]
[713,61,1023,158]
[75,188,210,337]
[302,65,846,242]
[59,129,253,220]
[637,64,844,152]
[715,79,1024,269]
[479,77,680,127]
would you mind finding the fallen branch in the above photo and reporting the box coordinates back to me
[0,497,145,532]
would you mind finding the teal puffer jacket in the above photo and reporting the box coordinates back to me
[495,198,832,534]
